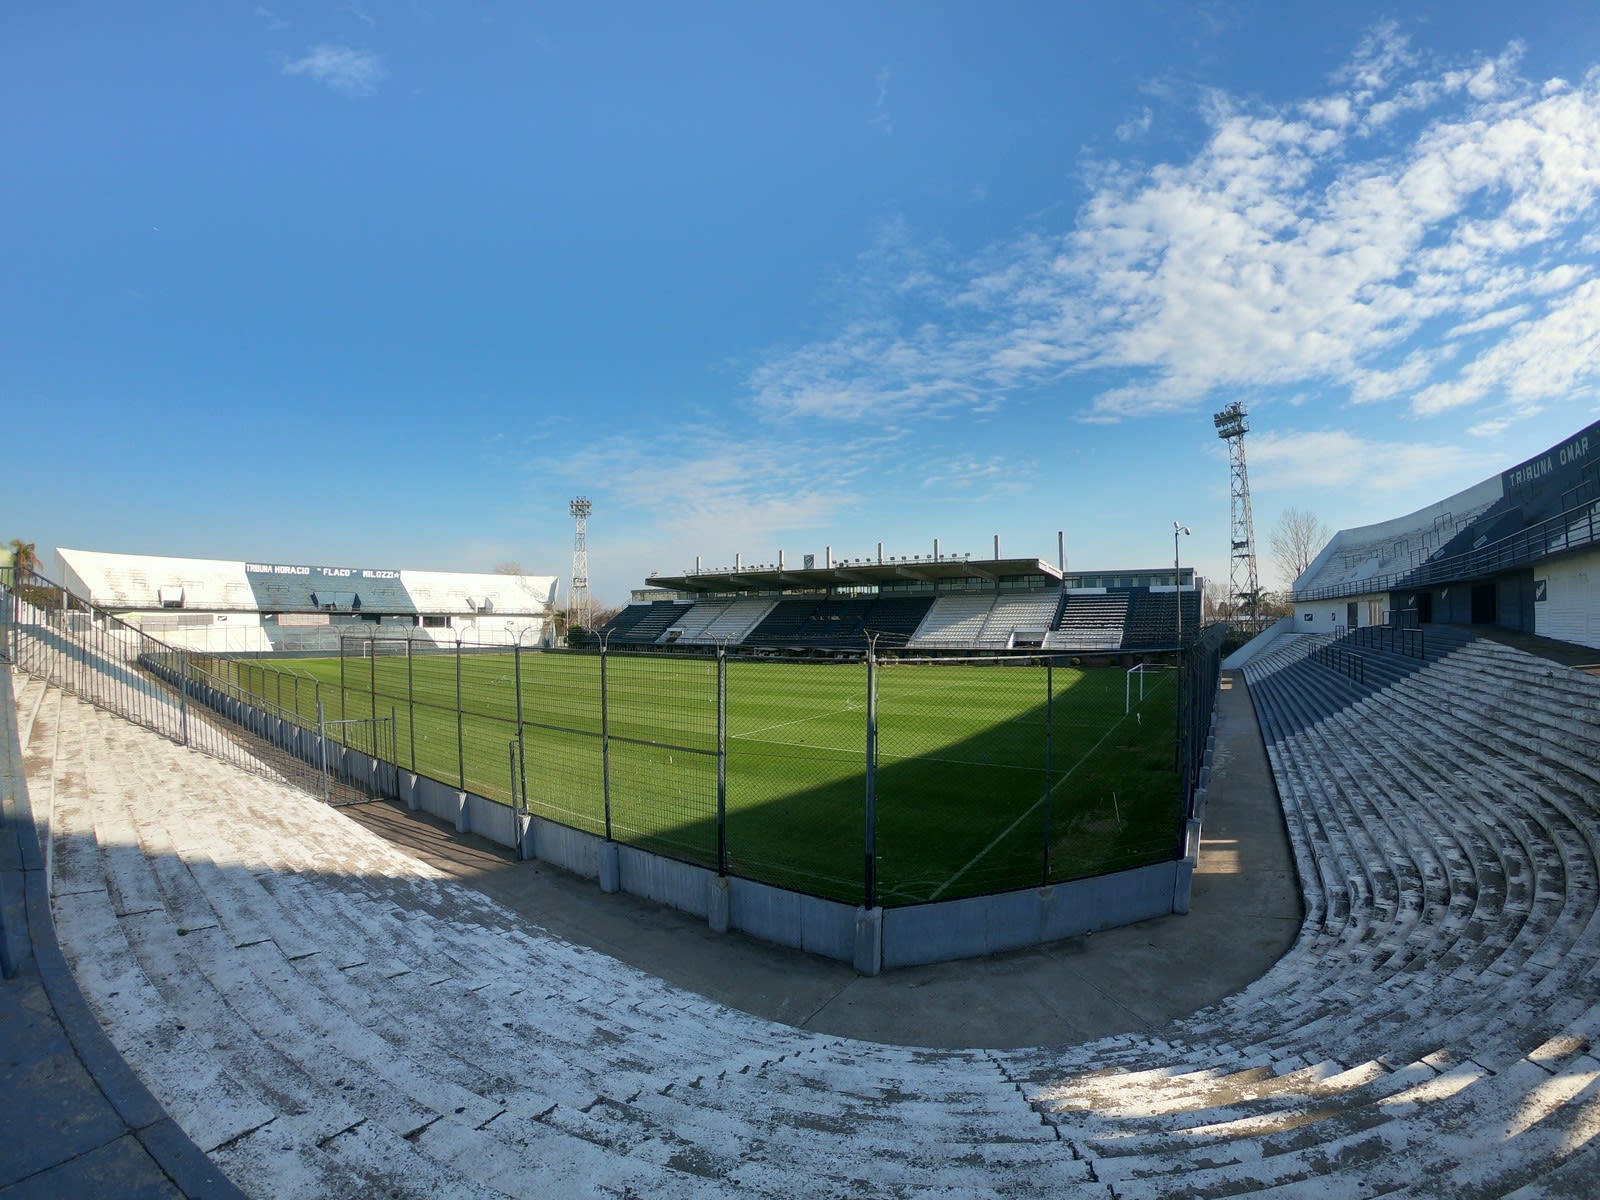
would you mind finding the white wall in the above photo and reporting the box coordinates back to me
[1294,592,1388,634]
[1536,550,1600,650]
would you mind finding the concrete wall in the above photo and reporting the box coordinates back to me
[1537,550,1600,649]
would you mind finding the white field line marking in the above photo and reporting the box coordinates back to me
[927,711,1133,902]
[733,702,859,742]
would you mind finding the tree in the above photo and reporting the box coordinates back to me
[1268,508,1332,589]
[8,539,37,577]
[1203,578,1233,624]
[493,561,525,575]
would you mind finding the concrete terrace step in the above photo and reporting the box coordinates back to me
[26,618,1600,1199]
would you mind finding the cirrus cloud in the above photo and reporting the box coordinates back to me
[282,44,386,96]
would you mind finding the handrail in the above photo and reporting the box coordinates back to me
[1295,499,1600,603]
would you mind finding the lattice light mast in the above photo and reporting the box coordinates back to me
[568,496,593,633]
[1213,403,1262,631]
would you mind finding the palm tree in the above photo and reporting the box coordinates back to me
[8,539,38,580]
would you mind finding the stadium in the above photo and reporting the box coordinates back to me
[4,415,1600,1196]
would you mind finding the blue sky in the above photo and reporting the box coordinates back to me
[6,2,1600,605]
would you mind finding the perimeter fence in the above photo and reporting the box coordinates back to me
[2,566,381,802]
[4,565,1227,909]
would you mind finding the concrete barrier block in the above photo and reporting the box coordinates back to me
[598,841,620,894]
[799,894,856,962]
[618,848,711,917]
[728,878,802,946]
[853,906,883,977]
[707,875,730,934]
[528,819,599,878]
[1173,858,1195,915]
[463,794,516,849]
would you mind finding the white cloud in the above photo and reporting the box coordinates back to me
[1249,429,1491,492]
[1411,279,1600,415]
[872,66,893,135]
[282,45,387,96]
[255,5,291,32]
[1116,107,1153,142]
[747,32,1600,437]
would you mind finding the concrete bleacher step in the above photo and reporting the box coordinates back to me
[26,611,1600,1198]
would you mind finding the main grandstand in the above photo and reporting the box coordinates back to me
[56,547,559,654]
[1291,418,1600,646]
[602,550,1202,656]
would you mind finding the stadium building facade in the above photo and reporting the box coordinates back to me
[56,547,559,654]
[1293,419,1600,647]
[605,549,1202,655]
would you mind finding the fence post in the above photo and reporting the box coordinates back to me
[599,641,613,841]
[1042,661,1053,886]
[716,647,728,876]
[339,636,348,724]
[517,722,528,815]
[863,647,878,911]
[317,697,329,805]
[369,633,378,745]
[455,636,466,793]
[407,634,417,771]
[179,649,190,747]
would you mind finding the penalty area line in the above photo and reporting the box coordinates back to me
[925,713,1131,903]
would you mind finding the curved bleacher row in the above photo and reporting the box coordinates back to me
[604,587,1201,654]
[22,620,1600,1195]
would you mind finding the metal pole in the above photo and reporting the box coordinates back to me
[600,641,612,841]
[456,637,466,792]
[1042,661,1053,885]
[179,649,190,746]
[339,636,348,724]
[716,647,728,875]
[514,636,524,724]
[318,698,329,805]
[508,740,518,815]
[369,632,378,752]
[517,722,528,815]
[864,645,878,911]
[407,634,416,771]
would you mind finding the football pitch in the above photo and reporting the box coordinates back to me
[219,650,1182,906]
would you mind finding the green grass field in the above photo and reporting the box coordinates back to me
[211,650,1181,906]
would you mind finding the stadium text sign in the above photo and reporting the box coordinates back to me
[247,562,401,580]
[1503,423,1597,495]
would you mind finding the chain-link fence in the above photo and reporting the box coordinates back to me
[5,564,1226,910]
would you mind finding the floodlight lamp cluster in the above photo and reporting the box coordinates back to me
[569,496,593,519]
[1213,402,1248,440]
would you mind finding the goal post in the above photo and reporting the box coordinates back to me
[1126,662,1175,713]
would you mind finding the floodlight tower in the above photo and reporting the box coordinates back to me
[568,496,594,633]
[1213,402,1262,630]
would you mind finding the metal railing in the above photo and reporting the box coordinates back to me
[2,567,371,803]
[1294,499,1600,603]
[1338,622,1425,661]
[1311,640,1366,686]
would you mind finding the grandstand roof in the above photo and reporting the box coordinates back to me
[1294,416,1600,602]
[647,556,1063,596]
[57,547,558,615]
